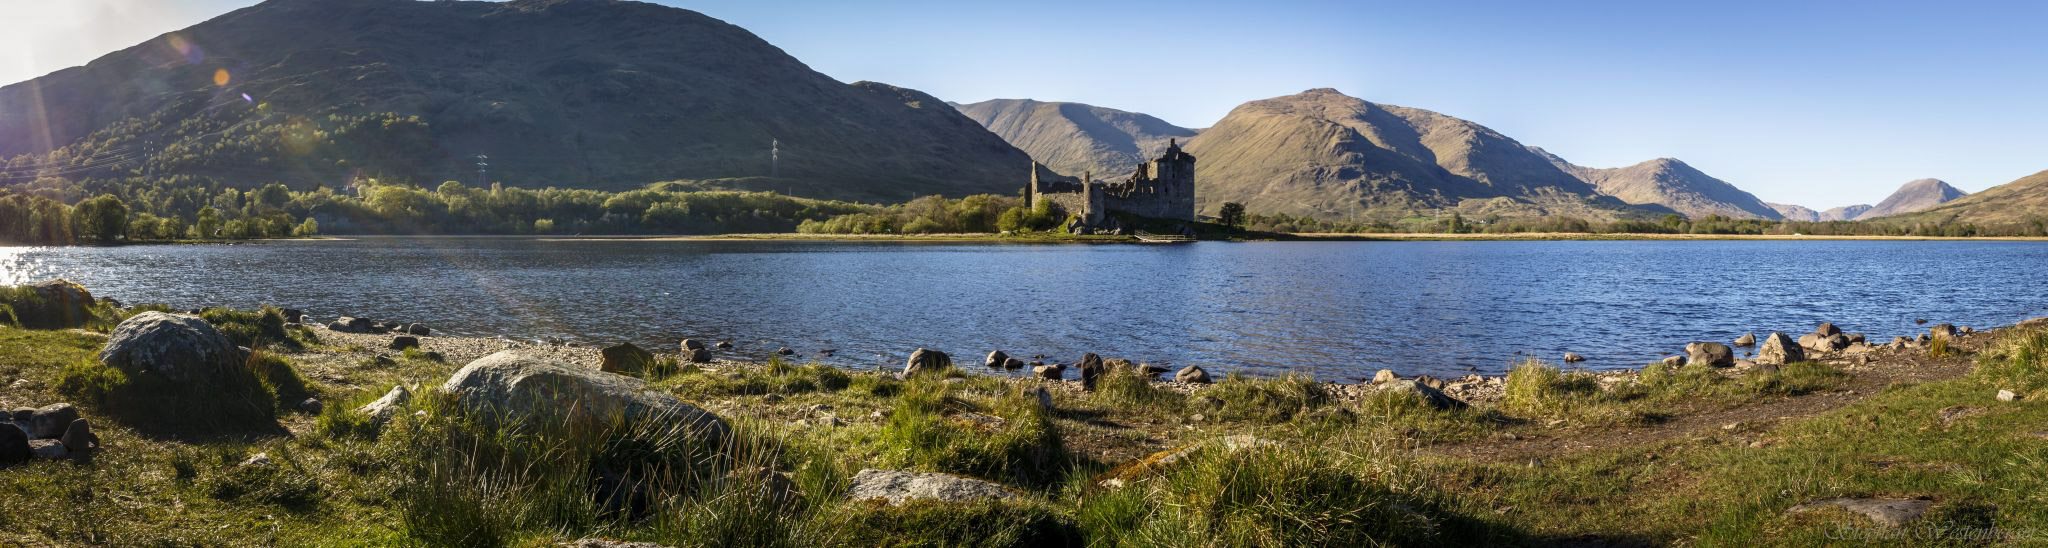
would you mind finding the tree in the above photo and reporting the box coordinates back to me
[194,206,222,239]
[72,194,130,244]
[1218,202,1247,230]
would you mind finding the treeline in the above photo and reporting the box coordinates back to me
[1246,210,2048,238]
[0,176,890,245]
[797,194,1065,235]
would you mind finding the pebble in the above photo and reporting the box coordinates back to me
[1997,389,2019,402]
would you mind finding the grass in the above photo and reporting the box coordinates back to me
[4,305,2047,546]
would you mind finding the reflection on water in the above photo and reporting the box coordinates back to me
[6,237,2048,380]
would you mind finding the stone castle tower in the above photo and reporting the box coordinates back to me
[1026,139,1196,225]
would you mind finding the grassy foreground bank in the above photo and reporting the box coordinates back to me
[0,304,2045,545]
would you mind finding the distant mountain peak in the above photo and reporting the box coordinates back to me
[1539,150,1780,220]
[1861,178,1967,219]
[954,98,1197,179]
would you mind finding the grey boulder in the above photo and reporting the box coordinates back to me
[442,351,727,442]
[99,312,245,383]
[1685,342,1735,368]
[845,469,1019,506]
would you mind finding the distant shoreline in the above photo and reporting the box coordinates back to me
[154,232,2048,245]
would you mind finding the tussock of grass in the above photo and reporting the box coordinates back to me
[1194,372,1329,423]
[1079,436,1511,546]
[1506,359,1849,426]
[879,378,1069,489]
[198,306,318,350]
[666,358,853,398]
[826,499,1082,547]
[1091,365,1185,413]
[58,352,282,437]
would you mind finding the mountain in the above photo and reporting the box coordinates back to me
[1769,203,1821,222]
[1879,170,2048,227]
[1860,178,1967,219]
[0,0,1032,201]
[1821,204,1874,221]
[953,99,1198,179]
[1183,88,1652,222]
[1534,150,1780,220]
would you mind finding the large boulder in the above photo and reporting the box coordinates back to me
[327,316,374,333]
[442,351,727,442]
[599,343,656,377]
[845,469,1019,505]
[1685,342,1736,368]
[1175,365,1212,384]
[98,312,246,383]
[904,348,952,377]
[1815,322,1842,338]
[5,280,96,329]
[1757,332,1805,365]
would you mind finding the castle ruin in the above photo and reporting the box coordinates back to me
[1026,139,1196,228]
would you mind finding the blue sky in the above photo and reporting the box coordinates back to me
[4,0,2045,208]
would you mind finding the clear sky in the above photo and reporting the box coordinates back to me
[3,0,2045,209]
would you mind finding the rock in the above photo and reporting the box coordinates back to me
[904,348,953,377]
[1032,365,1064,380]
[281,308,305,323]
[687,347,712,364]
[28,403,79,439]
[983,350,1009,369]
[0,424,28,466]
[389,336,421,351]
[405,323,431,336]
[1890,336,1913,349]
[1961,326,1976,335]
[1563,352,1585,363]
[299,398,324,415]
[59,419,96,452]
[242,452,272,467]
[358,385,412,425]
[1815,322,1842,338]
[1078,353,1106,390]
[1998,389,2019,402]
[1024,386,1054,411]
[1822,334,1850,351]
[328,317,369,333]
[1787,498,1933,528]
[1003,357,1026,370]
[1734,332,1757,346]
[9,409,29,423]
[1175,365,1211,384]
[1685,342,1735,368]
[1377,379,1467,410]
[1757,332,1805,365]
[776,347,795,356]
[1138,363,1168,376]
[1846,333,1866,345]
[715,341,733,350]
[1372,369,1397,384]
[1415,374,1447,390]
[681,339,706,352]
[28,439,66,460]
[99,312,246,383]
[442,351,727,443]
[372,354,398,367]
[1797,333,1823,351]
[8,280,95,329]
[1660,355,1686,367]
[1930,323,1960,342]
[599,342,656,377]
[1937,405,1983,427]
[845,469,1019,505]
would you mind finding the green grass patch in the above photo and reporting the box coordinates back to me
[878,378,1069,489]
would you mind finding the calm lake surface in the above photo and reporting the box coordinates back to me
[5,237,2046,380]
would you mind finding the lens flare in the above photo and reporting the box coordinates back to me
[213,68,231,87]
